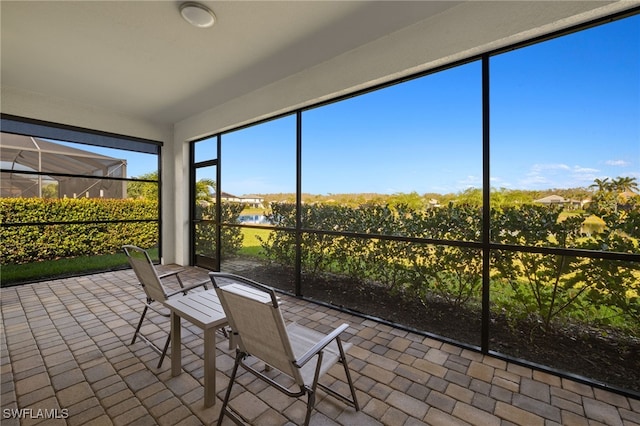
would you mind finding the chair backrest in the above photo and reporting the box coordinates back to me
[209,273,304,385]
[123,245,168,302]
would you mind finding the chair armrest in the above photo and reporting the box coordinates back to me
[294,323,349,368]
[157,269,183,280]
[166,279,209,297]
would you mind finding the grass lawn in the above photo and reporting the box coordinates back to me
[2,227,274,286]
[239,227,272,258]
[1,248,159,287]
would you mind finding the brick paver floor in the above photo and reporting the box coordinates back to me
[1,265,639,425]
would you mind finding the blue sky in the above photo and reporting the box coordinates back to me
[221,13,638,196]
[489,14,639,192]
[56,13,639,197]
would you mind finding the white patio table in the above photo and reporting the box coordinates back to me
[164,289,228,407]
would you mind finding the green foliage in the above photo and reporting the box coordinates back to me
[618,200,640,239]
[196,178,216,202]
[387,192,426,210]
[491,205,587,329]
[0,198,158,264]
[259,200,639,335]
[590,176,639,194]
[402,204,483,306]
[41,182,58,198]
[260,185,597,210]
[126,171,159,201]
[260,202,484,301]
[587,190,619,216]
[575,209,640,326]
[587,176,638,216]
[455,188,482,206]
[194,202,245,258]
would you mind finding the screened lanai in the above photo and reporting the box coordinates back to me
[2,2,640,419]
[0,132,126,198]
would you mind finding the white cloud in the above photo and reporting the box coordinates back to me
[515,163,604,190]
[605,159,630,167]
[572,166,599,174]
[490,176,512,188]
[458,175,482,187]
[530,163,571,172]
[520,174,550,187]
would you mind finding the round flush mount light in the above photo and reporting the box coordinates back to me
[180,2,216,28]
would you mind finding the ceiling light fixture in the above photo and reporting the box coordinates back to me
[180,2,216,28]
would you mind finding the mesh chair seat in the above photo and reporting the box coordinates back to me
[210,272,359,426]
[123,245,209,368]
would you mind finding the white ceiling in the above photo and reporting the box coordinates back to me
[1,1,638,138]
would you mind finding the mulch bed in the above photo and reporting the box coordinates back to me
[241,263,640,395]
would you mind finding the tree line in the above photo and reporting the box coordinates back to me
[256,176,638,210]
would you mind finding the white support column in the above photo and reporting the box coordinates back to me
[162,128,190,266]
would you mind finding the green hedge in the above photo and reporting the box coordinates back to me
[0,198,158,264]
[195,202,245,257]
[260,202,640,332]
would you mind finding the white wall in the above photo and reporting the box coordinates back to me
[1,86,171,142]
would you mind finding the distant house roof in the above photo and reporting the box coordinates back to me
[242,194,264,200]
[1,132,126,198]
[218,193,263,205]
[219,191,239,199]
[534,195,567,204]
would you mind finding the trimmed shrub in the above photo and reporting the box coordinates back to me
[260,202,639,333]
[0,198,158,264]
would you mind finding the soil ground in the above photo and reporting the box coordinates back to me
[241,263,640,395]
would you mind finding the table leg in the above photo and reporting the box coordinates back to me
[203,327,216,407]
[171,312,181,377]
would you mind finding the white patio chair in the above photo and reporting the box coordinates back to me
[123,245,209,368]
[209,272,359,426]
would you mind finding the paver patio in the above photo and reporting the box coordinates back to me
[1,265,639,425]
